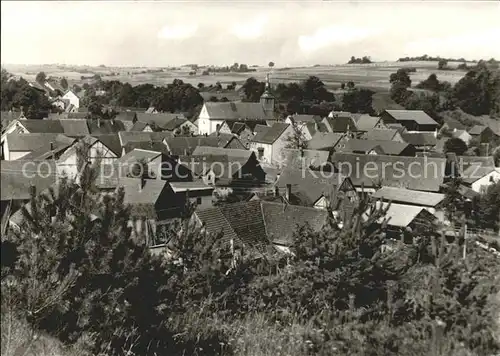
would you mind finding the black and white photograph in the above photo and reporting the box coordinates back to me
[1,1,499,355]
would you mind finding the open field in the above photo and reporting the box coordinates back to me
[3,61,469,92]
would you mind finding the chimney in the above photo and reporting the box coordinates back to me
[285,183,291,202]
[139,177,146,191]
[274,186,279,197]
[50,141,54,151]
[300,147,304,158]
[97,117,101,128]
[434,128,438,138]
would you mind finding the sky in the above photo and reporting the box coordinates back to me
[1,1,500,67]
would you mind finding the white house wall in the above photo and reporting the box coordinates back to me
[471,170,500,193]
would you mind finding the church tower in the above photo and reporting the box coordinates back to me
[260,73,275,115]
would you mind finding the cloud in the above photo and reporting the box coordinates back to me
[405,28,500,58]
[298,25,383,53]
[230,15,269,40]
[157,24,198,40]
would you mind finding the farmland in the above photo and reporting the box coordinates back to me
[3,61,470,93]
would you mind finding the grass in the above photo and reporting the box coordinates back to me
[3,61,468,92]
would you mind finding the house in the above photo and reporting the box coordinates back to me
[1,160,57,231]
[87,118,127,135]
[284,114,322,126]
[57,134,122,179]
[338,139,416,157]
[163,117,197,134]
[274,168,358,215]
[207,132,247,150]
[461,166,500,194]
[62,90,80,109]
[118,131,172,150]
[1,133,74,161]
[129,121,154,132]
[164,136,237,156]
[280,148,331,171]
[1,119,64,139]
[451,129,472,145]
[169,181,215,210]
[401,132,438,152]
[218,121,257,147]
[197,78,275,135]
[369,201,438,240]
[1,111,25,133]
[361,128,405,142]
[51,97,69,111]
[248,123,293,165]
[135,113,189,131]
[354,115,385,131]
[193,200,330,252]
[307,132,346,152]
[331,152,447,193]
[468,125,498,143]
[371,186,446,222]
[456,156,496,172]
[380,110,439,132]
[321,115,357,133]
[188,146,266,186]
[115,111,138,123]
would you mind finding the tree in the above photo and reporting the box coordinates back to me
[454,66,500,116]
[60,78,68,90]
[444,137,468,156]
[174,125,195,137]
[342,88,375,114]
[285,122,308,150]
[197,82,205,89]
[438,59,448,70]
[389,68,412,104]
[268,61,275,68]
[35,72,46,85]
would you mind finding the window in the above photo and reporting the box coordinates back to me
[258,147,264,159]
[196,197,202,205]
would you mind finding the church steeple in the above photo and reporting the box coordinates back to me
[260,73,275,115]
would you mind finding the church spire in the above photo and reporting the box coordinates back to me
[260,72,275,115]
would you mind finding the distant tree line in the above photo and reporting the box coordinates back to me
[347,56,372,64]
[82,78,203,119]
[397,54,478,62]
[202,63,257,74]
[241,75,375,116]
[389,62,500,119]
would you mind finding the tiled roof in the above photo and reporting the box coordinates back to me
[136,113,186,129]
[289,114,321,124]
[251,123,290,144]
[323,116,357,132]
[340,139,413,156]
[384,110,438,126]
[307,132,345,151]
[90,134,122,156]
[18,119,64,134]
[165,137,228,156]
[230,122,247,135]
[280,148,330,170]
[191,146,253,161]
[371,187,445,207]
[5,133,73,152]
[129,121,149,131]
[118,177,169,217]
[118,131,173,147]
[361,128,400,141]
[261,202,329,246]
[195,208,239,247]
[373,202,436,227]
[122,141,169,155]
[331,152,446,192]
[59,119,90,137]
[354,115,382,131]
[276,168,346,205]
[461,166,497,184]
[208,132,238,147]
[468,125,488,135]
[253,124,269,135]
[456,156,496,170]
[1,160,57,201]
[87,119,126,134]
[162,118,189,131]
[204,102,272,121]
[115,111,137,122]
[219,200,268,249]
[118,149,161,165]
[401,132,437,147]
